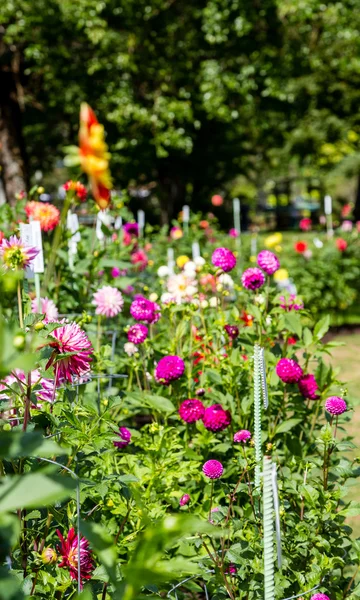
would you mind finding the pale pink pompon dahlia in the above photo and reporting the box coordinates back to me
[325,396,347,415]
[92,286,124,317]
[127,324,148,344]
[47,322,93,382]
[234,429,251,443]
[202,459,224,479]
[202,404,231,432]
[211,247,236,272]
[155,355,185,385]
[276,358,303,384]
[179,399,205,423]
[241,267,265,290]
[0,235,39,270]
[257,250,280,275]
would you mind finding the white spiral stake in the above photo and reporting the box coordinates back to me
[263,456,275,600]
[137,210,145,238]
[324,195,333,238]
[259,347,269,409]
[272,463,282,569]
[182,205,190,235]
[254,344,262,489]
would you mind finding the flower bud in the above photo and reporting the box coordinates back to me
[41,547,57,564]
[34,321,45,331]
[13,333,26,350]
[3,423,12,431]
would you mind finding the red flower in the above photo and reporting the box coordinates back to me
[240,311,253,327]
[294,241,308,253]
[57,528,94,586]
[299,218,312,231]
[336,238,347,252]
[211,194,223,207]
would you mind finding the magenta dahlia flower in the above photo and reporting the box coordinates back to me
[47,322,93,382]
[130,296,161,323]
[211,247,236,272]
[0,235,39,270]
[310,595,330,600]
[92,286,124,317]
[202,459,224,479]
[127,324,148,344]
[179,493,190,506]
[298,374,319,400]
[241,267,265,290]
[114,426,132,448]
[276,358,303,384]
[279,294,304,311]
[31,297,59,322]
[179,399,205,423]
[229,228,239,238]
[123,222,139,237]
[57,527,94,587]
[202,404,231,432]
[155,355,185,384]
[224,325,239,339]
[257,250,280,275]
[234,429,251,443]
[325,396,347,415]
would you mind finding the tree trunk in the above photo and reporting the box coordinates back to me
[0,68,27,204]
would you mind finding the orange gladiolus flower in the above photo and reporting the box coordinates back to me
[78,103,112,209]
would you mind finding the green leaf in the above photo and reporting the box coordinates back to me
[143,394,175,413]
[80,520,118,586]
[0,431,69,459]
[0,472,77,512]
[284,312,302,338]
[275,418,302,435]
[302,327,313,347]
[299,484,319,506]
[313,315,330,340]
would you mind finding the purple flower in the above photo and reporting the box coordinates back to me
[127,324,148,344]
[179,399,205,423]
[123,222,139,237]
[179,494,190,506]
[257,250,280,275]
[211,247,236,272]
[325,396,347,415]
[241,268,265,290]
[202,459,223,479]
[114,427,131,448]
[111,267,121,278]
[276,358,303,383]
[310,595,330,600]
[298,374,319,400]
[234,430,251,443]
[202,404,231,432]
[155,355,185,385]
[224,325,239,339]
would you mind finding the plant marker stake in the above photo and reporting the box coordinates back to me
[259,347,269,409]
[254,344,262,489]
[192,241,200,260]
[31,221,44,312]
[233,198,241,248]
[114,216,122,230]
[324,195,333,238]
[137,209,145,239]
[19,223,34,280]
[167,248,175,276]
[182,205,190,236]
[263,455,275,600]
[96,209,111,243]
[37,458,81,595]
[272,462,282,569]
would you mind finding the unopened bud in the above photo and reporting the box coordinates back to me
[41,547,57,564]
[13,333,25,350]
[34,321,45,331]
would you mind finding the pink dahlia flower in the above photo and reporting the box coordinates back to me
[131,249,148,271]
[114,426,132,448]
[123,222,139,237]
[202,459,223,479]
[111,267,121,278]
[276,358,303,383]
[179,399,205,423]
[325,396,347,415]
[310,595,330,600]
[211,247,236,272]
[130,296,161,323]
[279,294,304,311]
[257,250,280,275]
[202,404,231,432]
[31,297,58,322]
[241,267,265,290]
[298,374,319,400]
[225,564,237,575]
[92,286,124,317]
[179,493,190,506]
[57,527,94,587]
[228,228,239,238]
[127,324,148,344]
[234,429,251,443]
[0,235,39,270]
[155,355,185,385]
[48,322,93,382]
[224,325,239,339]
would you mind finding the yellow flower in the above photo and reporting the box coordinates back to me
[250,255,256,263]
[275,245,282,252]
[273,268,289,282]
[176,255,190,268]
[264,232,283,248]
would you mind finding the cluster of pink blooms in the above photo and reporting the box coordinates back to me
[57,527,94,586]
[179,400,231,432]
[310,595,330,600]
[242,267,265,290]
[127,324,148,344]
[202,459,223,479]
[155,355,185,384]
[92,286,124,317]
[257,250,279,275]
[212,247,236,272]
[130,296,161,324]
[31,297,59,322]
[47,322,93,382]
[279,295,304,311]
[114,426,132,448]
[0,369,56,406]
